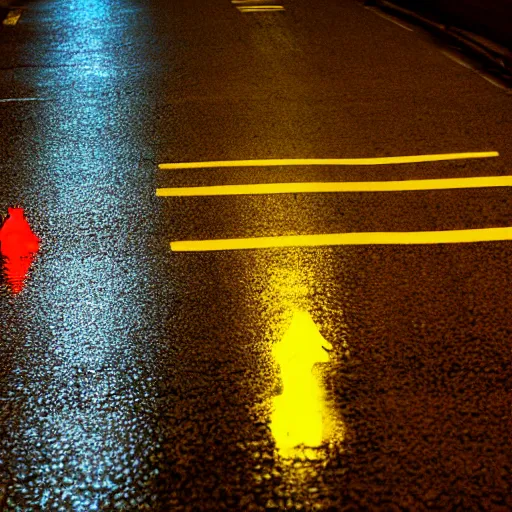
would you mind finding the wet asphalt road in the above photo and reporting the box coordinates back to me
[0,0,511,510]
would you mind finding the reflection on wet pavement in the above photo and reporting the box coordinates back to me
[243,252,348,506]
[0,208,40,294]
[0,0,162,509]
[271,310,335,460]
[1,0,511,507]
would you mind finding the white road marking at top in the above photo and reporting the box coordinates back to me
[367,8,413,32]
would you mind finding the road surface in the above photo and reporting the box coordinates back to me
[0,0,511,509]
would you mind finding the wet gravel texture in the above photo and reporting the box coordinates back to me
[0,0,511,509]
[148,245,511,511]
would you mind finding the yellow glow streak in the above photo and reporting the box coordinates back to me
[158,152,499,170]
[3,9,22,25]
[171,227,512,252]
[271,311,333,458]
[156,175,512,197]
[237,4,284,7]
[237,5,284,9]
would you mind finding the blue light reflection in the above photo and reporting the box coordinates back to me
[6,0,161,509]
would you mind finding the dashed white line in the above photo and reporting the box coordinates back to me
[480,74,510,91]
[441,50,473,69]
[442,50,510,91]
[367,8,413,32]
[0,98,48,103]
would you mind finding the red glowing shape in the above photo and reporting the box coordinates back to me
[0,207,40,293]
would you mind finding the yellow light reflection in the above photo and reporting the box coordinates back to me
[271,310,333,459]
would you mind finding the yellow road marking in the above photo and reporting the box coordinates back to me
[237,6,284,10]
[238,4,284,7]
[156,175,512,197]
[3,9,23,26]
[159,152,499,170]
[170,227,512,252]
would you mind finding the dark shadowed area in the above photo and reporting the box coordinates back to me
[387,0,512,48]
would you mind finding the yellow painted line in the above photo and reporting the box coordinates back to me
[238,4,284,7]
[156,175,512,197]
[170,227,512,252]
[3,9,23,26]
[159,152,499,170]
[232,0,279,3]
[237,6,284,10]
